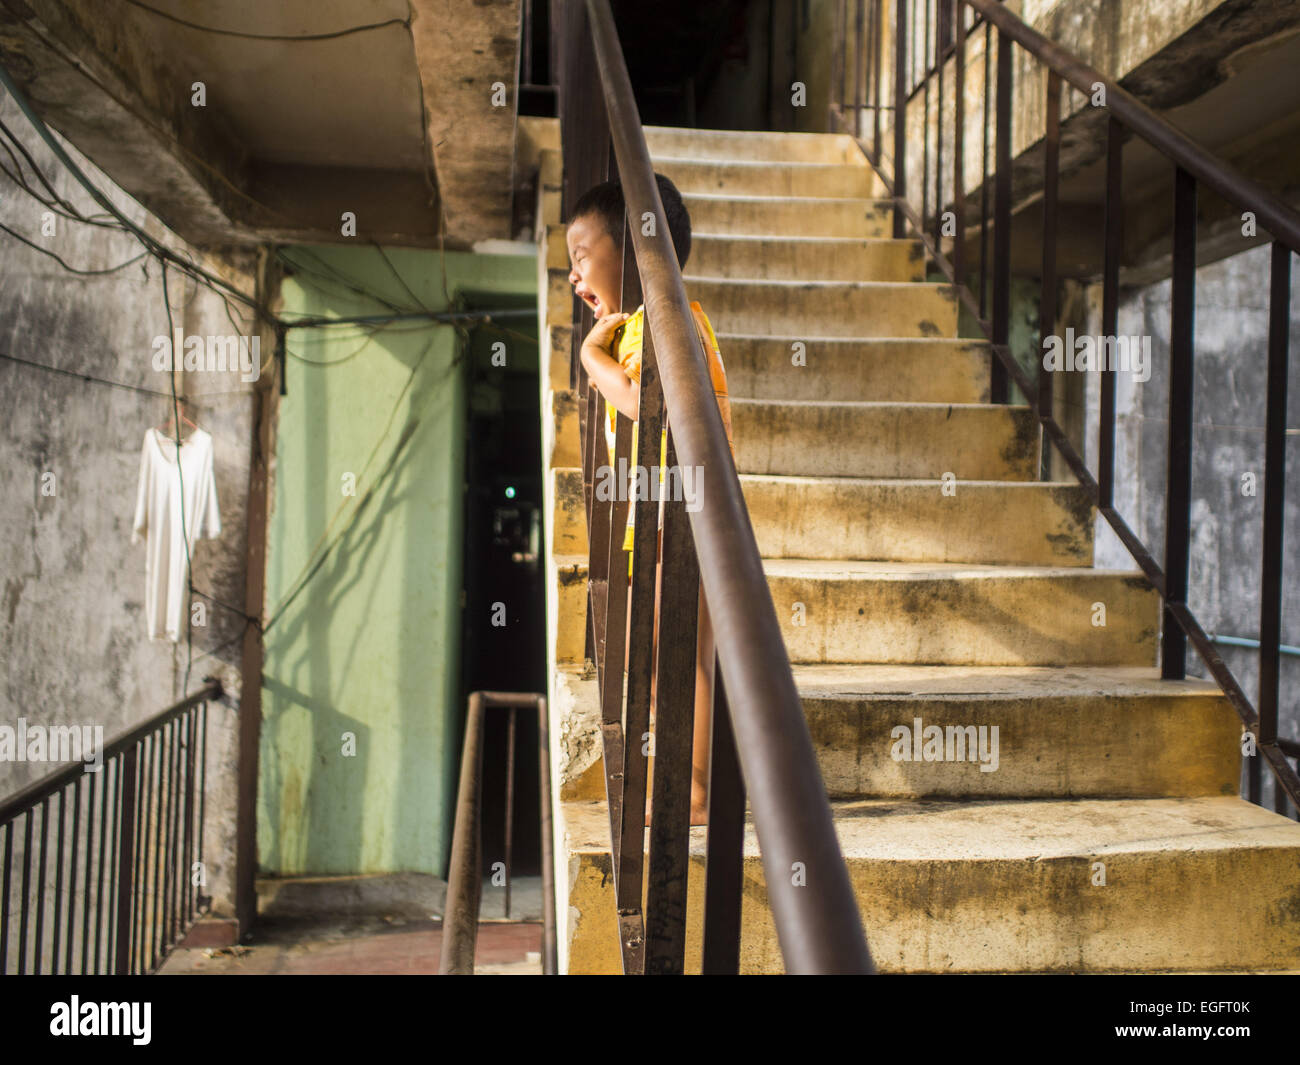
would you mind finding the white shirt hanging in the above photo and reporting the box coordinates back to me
[131,427,221,642]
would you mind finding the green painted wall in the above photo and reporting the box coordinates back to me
[259,244,536,878]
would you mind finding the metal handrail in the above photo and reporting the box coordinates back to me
[0,680,222,974]
[559,0,874,974]
[830,0,1300,814]
[439,691,557,975]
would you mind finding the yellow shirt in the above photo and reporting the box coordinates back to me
[604,301,736,554]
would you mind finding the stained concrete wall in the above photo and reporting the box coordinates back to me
[0,90,255,954]
[1084,242,1300,809]
[260,244,536,881]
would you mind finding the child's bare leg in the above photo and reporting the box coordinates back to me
[690,583,714,825]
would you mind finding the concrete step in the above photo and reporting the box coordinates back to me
[792,664,1239,799]
[688,278,958,338]
[643,125,862,164]
[718,335,991,403]
[560,795,1300,973]
[687,277,957,337]
[687,235,924,282]
[763,559,1158,666]
[731,400,1040,480]
[683,194,893,238]
[652,156,888,198]
[742,476,1093,565]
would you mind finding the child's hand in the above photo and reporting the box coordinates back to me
[582,311,631,354]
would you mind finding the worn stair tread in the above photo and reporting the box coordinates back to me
[682,192,891,206]
[650,153,873,170]
[562,794,1300,860]
[682,275,946,290]
[761,558,1143,581]
[789,663,1225,699]
[689,233,918,246]
[732,397,1026,412]
[742,473,1080,490]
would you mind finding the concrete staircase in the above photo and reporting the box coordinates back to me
[538,125,1300,973]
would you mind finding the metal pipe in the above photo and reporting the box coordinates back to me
[584,0,873,974]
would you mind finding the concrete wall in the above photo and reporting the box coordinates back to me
[1083,242,1300,809]
[260,244,536,880]
[0,90,255,952]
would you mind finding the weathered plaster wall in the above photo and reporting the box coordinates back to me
[0,90,255,954]
[1084,242,1300,808]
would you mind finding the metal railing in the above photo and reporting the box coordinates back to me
[829,0,1300,813]
[555,0,874,974]
[439,691,557,975]
[0,680,222,974]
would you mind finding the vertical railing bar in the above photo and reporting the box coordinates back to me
[872,0,883,163]
[165,716,181,951]
[1258,240,1290,754]
[19,811,32,975]
[700,653,745,975]
[0,820,11,973]
[1039,69,1061,477]
[34,797,47,974]
[643,421,700,976]
[181,706,196,926]
[990,23,1012,403]
[893,0,908,238]
[953,0,965,289]
[52,788,65,973]
[921,0,930,233]
[81,769,96,974]
[1163,165,1197,682]
[65,775,80,973]
[1099,115,1123,508]
[148,728,163,971]
[504,705,517,920]
[196,701,208,914]
[614,214,652,974]
[834,0,845,125]
[979,18,991,318]
[97,755,115,973]
[854,0,864,138]
[116,745,137,975]
[131,736,149,975]
[934,0,947,256]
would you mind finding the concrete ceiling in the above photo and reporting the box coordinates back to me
[0,0,521,250]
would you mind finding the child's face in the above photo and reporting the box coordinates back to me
[566,213,622,320]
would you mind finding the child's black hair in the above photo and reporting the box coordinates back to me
[570,172,691,270]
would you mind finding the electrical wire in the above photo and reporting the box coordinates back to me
[0,220,150,275]
[116,0,410,43]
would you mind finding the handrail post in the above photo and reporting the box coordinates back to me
[1258,241,1290,757]
[1099,115,1123,508]
[1162,165,1196,681]
[441,693,487,974]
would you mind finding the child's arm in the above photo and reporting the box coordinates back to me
[580,312,639,421]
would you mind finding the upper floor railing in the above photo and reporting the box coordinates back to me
[829,0,1300,814]
[554,0,874,974]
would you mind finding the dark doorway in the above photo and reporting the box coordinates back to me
[457,291,545,882]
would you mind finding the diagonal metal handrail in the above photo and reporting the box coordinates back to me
[565,0,874,974]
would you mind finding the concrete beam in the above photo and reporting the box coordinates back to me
[409,0,521,244]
